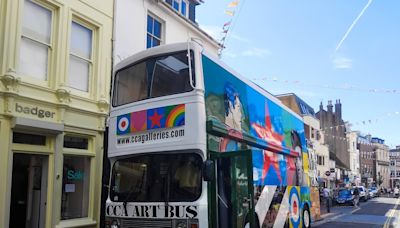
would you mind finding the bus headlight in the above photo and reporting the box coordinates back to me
[110,220,120,228]
[176,221,187,228]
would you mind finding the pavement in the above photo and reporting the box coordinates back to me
[313,196,400,228]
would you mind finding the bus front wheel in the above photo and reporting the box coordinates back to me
[302,207,311,228]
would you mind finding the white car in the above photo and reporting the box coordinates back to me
[354,186,368,201]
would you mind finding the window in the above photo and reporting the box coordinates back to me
[64,136,89,150]
[110,153,202,202]
[61,156,91,220]
[391,161,395,166]
[169,0,188,17]
[18,0,52,80]
[113,51,194,106]
[147,15,162,49]
[68,21,93,91]
[13,132,46,145]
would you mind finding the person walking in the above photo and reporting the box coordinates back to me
[323,187,331,213]
[353,187,360,207]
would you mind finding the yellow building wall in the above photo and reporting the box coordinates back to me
[0,0,113,227]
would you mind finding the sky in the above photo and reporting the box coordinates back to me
[196,0,400,148]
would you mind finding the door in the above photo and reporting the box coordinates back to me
[210,150,255,228]
[10,154,48,228]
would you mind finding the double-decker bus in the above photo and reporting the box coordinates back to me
[105,42,312,228]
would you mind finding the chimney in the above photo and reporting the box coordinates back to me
[327,100,333,113]
[335,99,342,121]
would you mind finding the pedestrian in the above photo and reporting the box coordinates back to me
[353,187,360,207]
[394,186,399,198]
[323,187,331,213]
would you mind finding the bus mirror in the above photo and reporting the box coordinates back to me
[203,160,214,182]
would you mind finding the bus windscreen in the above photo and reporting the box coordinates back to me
[113,51,194,106]
[110,153,202,202]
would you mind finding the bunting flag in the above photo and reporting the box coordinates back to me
[219,0,241,57]
[223,21,231,29]
[228,1,239,8]
[251,76,400,94]
[225,10,235,16]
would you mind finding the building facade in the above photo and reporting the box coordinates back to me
[389,146,400,188]
[358,135,376,187]
[316,100,349,171]
[0,0,112,227]
[347,131,360,183]
[372,137,390,188]
[113,0,220,66]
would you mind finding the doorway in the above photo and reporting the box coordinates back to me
[210,150,255,228]
[9,153,48,228]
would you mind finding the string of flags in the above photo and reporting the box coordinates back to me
[252,76,400,94]
[218,0,240,57]
[314,111,400,143]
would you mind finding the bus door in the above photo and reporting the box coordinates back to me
[209,150,255,228]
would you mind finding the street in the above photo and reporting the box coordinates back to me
[314,196,400,228]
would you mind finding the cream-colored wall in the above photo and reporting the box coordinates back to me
[0,0,113,227]
[303,115,330,184]
[114,0,220,65]
[347,131,360,180]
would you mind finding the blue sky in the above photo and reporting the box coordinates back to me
[197,0,400,148]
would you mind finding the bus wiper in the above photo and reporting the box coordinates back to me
[121,170,146,215]
[163,171,171,208]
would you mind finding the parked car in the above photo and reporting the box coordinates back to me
[335,189,354,205]
[394,187,399,198]
[369,187,380,197]
[354,186,368,201]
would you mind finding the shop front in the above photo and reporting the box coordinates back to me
[0,98,106,228]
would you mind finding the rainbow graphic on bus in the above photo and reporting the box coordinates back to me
[166,104,185,128]
[116,104,185,135]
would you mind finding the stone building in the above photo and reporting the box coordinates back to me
[390,146,400,188]
[316,100,349,183]
[358,135,376,187]
[372,137,390,188]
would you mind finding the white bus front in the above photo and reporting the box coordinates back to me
[106,43,209,228]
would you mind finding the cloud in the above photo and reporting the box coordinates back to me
[223,51,238,58]
[333,57,353,69]
[241,47,271,57]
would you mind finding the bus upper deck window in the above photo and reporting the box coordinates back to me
[113,51,194,106]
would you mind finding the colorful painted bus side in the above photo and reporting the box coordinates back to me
[202,53,312,228]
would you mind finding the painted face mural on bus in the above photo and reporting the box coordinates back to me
[224,82,243,131]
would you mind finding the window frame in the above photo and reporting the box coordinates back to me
[112,50,195,107]
[146,13,163,49]
[60,133,95,222]
[67,19,94,93]
[18,0,55,84]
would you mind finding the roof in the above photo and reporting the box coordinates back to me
[276,93,316,116]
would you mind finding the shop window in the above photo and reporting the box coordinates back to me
[18,0,52,80]
[64,135,88,150]
[13,132,46,145]
[68,21,93,91]
[61,155,91,220]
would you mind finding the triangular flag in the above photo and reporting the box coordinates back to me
[228,1,239,8]
[223,21,231,28]
[225,10,234,16]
